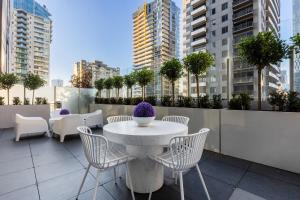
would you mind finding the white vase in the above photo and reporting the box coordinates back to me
[133,116,155,127]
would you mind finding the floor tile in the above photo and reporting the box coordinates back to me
[199,157,247,185]
[238,172,300,200]
[0,156,33,176]
[29,137,66,154]
[69,187,114,200]
[249,163,300,187]
[172,168,234,200]
[35,157,83,183]
[0,185,39,200]
[0,140,31,162]
[229,188,266,200]
[0,168,36,195]
[39,169,95,200]
[32,148,74,167]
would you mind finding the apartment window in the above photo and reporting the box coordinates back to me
[210,87,216,93]
[222,62,226,69]
[222,86,227,93]
[222,75,227,81]
[222,50,228,57]
[211,30,216,37]
[222,38,228,46]
[222,2,228,10]
[212,42,216,48]
[211,19,216,26]
[211,8,216,15]
[211,0,215,3]
[222,26,228,34]
[222,14,228,22]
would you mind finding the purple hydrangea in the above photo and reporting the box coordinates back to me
[133,102,155,117]
[59,108,70,115]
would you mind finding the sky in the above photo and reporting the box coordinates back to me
[36,0,292,85]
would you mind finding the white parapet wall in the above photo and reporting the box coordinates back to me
[221,109,300,174]
[0,105,50,129]
[89,104,221,153]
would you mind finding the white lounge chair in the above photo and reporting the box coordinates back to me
[52,114,84,142]
[15,114,49,142]
[81,110,103,128]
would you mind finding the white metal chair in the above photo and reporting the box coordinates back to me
[148,128,210,200]
[162,115,190,126]
[76,126,135,200]
[107,115,133,124]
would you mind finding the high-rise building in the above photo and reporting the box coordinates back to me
[0,0,12,73]
[182,0,281,99]
[10,0,52,83]
[133,0,180,98]
[293,0,300,93]
[73,60,120,86]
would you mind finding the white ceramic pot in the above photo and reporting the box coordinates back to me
[133,116,155,127]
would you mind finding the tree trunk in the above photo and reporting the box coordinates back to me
[187,71,190,97]
[131,87,133,98]
[32,90,35,105]
[117,88,119,98]
[7,89,9,105]
[99,89,102,98]
[172,81,175,107]
[257,68,262,110]
[24,86,26,104]
[195,75,200,107]
[142,86,144,101]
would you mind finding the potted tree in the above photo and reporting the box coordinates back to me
[0,73,19,105]
[183,52,214,107]
[113,76,124,98]
[104,77,114,98]
[23,73,45,105]
[160,58,183,106]
[135,68,154,100]
[124,73,136,98]
[94,78,105,98]
[238,31,288,110]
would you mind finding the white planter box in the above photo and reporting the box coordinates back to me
[90,104,220,153]
[221,109,300,174]
[0,105,50,129]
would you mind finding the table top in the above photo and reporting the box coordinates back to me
[103,120,188,146]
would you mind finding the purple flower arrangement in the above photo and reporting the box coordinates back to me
[59,108,70,115]
[133,102,155,117]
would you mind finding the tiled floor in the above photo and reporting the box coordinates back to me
[1,128,300,200]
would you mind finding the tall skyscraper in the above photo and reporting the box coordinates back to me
[293,0,300,93]
[183,0,281,99]
[133,0,180,98]
[10,0,52,83]
[0,0,12,73]
[73,60,120,86]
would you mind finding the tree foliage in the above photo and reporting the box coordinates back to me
[238,31,288,110]
[94,78,105,98]
[70,68,92,88]
[104,77,114,98]
[160,58,183,106]
[23,73,45,104]
[113,76,124,98]
[124,73,136,98]
[183,52,214,107]
[0,73,19,105]
[135,68,154,100]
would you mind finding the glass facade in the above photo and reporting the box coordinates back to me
[14,0,51,19]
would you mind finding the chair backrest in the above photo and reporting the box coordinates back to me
[77,126,108,169]
[162,115,190,126]
[107,115,132,124]
[169,128,209,170]
[60,114,84,133]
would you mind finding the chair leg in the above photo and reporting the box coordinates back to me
[60,135,65,143]
[126,163,135,200]
[92,169,101,200]
[179,171,185,200]
[196,165,211,200]
[114,167,117,184]
[148,192,152,200]
[76,164,91,199]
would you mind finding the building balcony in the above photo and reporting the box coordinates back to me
[191,38,207,46]
[191,16,206,27]
[233,8,253,21]
[191,5,206,17]
[191,0,206,7]
[233,77,254,84]
[233,0,252,9]
[233,22,254,34]
[191,27,206,37]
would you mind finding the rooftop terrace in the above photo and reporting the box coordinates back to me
[0,128,300,200]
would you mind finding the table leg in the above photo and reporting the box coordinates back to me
[125,145,164,194]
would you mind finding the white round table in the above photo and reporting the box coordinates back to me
[103,120,188,193]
